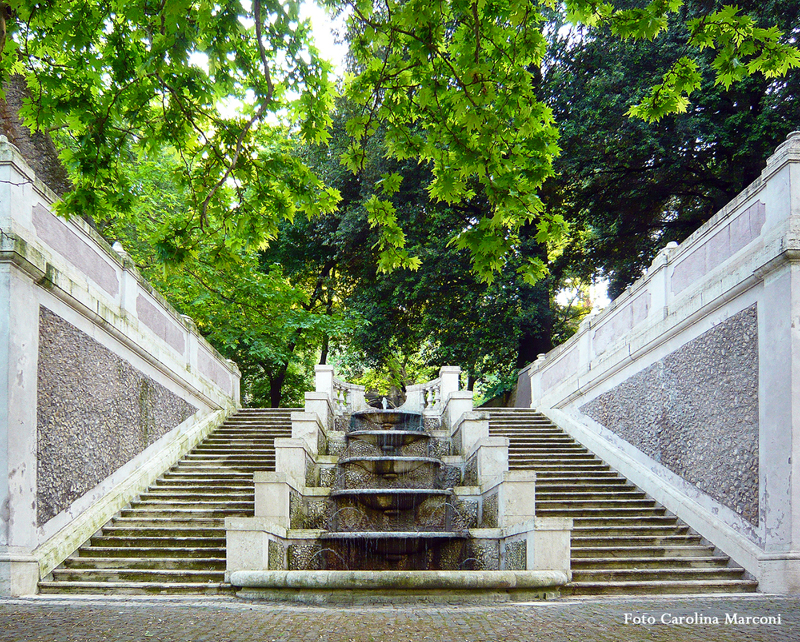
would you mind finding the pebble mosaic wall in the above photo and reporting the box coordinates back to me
[581,304,759,525]
[36,306,197,525]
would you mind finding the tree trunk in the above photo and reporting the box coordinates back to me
[515,240,554,369]
[269,362,289,407]
[319,333,329,365]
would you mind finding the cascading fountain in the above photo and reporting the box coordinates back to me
[225,366,573,602]
[319,408,469,570]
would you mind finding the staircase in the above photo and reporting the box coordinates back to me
[39,408,296,595]
[487,408,759,596]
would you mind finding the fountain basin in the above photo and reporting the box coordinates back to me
[350,409,424,433]
[339,456,441,477]
[330,488,450,511]
[321,531,466,557]
[230,570,569,603]
[345,430,430,453]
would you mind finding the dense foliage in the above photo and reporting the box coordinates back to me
[540,0,800,296]
[1,1,797,402]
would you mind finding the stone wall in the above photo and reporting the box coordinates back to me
[36,307,197,525]
[580,305,759,524]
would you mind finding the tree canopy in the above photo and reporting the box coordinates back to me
[2,0,797,279]
[1,0,798,403]
[540,0,800,296]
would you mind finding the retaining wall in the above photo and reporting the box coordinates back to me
[517,132,800,593]
[0,137,240,595]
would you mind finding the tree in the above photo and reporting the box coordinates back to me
[331,0,800,285]
[106,147,351,407]
[0,0,339,262]
[2,0,797,284]
[267,103,584,399]
[539,0,800,296]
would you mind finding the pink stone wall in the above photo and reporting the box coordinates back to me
[135,294,186,354]
[32,204,119,296]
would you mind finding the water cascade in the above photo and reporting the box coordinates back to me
[320,408,469,570]
[226,366,573,602]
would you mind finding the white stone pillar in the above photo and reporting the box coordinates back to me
[0,262,41,595]
[273,438,310,488]
[442,390,473,431]
[498,470,537,528]
[452,412,489,455]
[469,437,509,486]
[253,471,298,528]
[758,255,800,592]
[290,411,323,456]
[315,364,334,397]
[303,393,333,432]
[438,366,461,402]
[225,517,286,578]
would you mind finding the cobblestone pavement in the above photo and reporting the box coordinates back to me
[0,594,796,642]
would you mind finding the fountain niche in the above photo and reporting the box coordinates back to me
[226,366,573,603]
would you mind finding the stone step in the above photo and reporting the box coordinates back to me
[173,460,274,468]
[572,524,691,537]
[140,492,254,502]
[160,471,254,480]
[130,499,254,510]
[571,545,713,558]
[537,490,647,500]
[63,557,226,570]
[184,452,279,458]
[152,478,254,488]
[147,483,253,493]
[101,526,226,538]
[505,444,588,450]
[537,506,667,518]
[563,579,759,596]
[535,477,631,487]
[110,517,225,529]
[77,547,226,559]
[38,581,235,595]
[509,464,613,472]
[119,507,251,519]
[175,460,275,468]
[90,536,226,548]
[197,443,283,449]
[491,430,563,436]
[507,452,598,460]
[567,516,683,528]
[571,567,749,582]
[572,556,731,570]
[51,568,225,582]
[536,498,658,510]
[532,465,630,472]
[213,427,291,433]
[142,487,254,496]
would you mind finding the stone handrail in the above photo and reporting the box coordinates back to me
[331,377,366,414]
[406,377,442,412]
[316,365,463,417]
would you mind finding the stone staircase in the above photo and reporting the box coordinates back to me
[38,408,296,595]
[487,408,758,595]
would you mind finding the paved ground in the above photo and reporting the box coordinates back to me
[0,594,796,642]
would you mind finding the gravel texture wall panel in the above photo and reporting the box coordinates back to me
[581,304,759,525]
[36,306,197,525]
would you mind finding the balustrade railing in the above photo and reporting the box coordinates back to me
[332,377,366,415]
[318,365,461,416]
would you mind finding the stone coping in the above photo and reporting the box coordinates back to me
[230,570,569,603]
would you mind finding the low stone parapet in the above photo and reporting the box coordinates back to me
[229,569,570,603]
